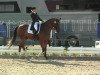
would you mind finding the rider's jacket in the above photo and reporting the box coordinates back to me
[31,12,43,23]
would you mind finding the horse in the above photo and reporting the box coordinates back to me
[7,18,60,59]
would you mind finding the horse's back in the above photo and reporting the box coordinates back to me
[17,24,29,37]
[19,24,29,29]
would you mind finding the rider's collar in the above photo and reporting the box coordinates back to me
[33,12,36,14]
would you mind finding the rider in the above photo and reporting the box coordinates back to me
[30,7,44,35]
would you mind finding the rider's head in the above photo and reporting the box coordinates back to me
[31,7,36,13]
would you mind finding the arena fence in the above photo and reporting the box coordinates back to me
[0,45,100,57]
[0,19,99,47]
[67,46,100,56]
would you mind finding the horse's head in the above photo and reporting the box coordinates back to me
[50,18,60,33]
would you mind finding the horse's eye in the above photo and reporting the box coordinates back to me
[54,21,56,23]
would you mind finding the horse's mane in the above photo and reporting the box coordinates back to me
[41,18,59,31]
[40,18,54,31]
[41,18,55,26]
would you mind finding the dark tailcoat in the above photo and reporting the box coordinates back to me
[30,12,43,30]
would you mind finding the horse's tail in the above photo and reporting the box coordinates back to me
[7,26,18,48]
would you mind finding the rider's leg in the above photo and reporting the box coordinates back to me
[35,24,39,34]
[32,28,36,34]
[34,22,39,35]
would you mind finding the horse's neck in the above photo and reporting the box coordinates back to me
[41,22,52,34]
[47,26,52,34]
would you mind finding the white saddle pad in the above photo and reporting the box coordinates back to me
[27,24,41,34]
[27,24,33,34]
[27,24,55,38]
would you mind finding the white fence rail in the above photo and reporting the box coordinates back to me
[0,46,64,53]
[0,46,100,56]
[67,46,100,56]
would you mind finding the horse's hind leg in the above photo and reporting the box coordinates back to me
[18,39,26,54]
[22,44,28,57]
[18,40,23,57]
[19,40,23,52]
[22,39,28,57]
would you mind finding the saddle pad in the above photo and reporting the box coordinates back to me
[27,24,33,34]
[27,24,40,34]
[27,24,54,38]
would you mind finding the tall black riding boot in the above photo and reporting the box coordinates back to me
[34,31,38,35]
[32,30,36,34]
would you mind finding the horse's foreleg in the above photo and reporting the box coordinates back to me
[42,46,47,60]
[39,39,48,59]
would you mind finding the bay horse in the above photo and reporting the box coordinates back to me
[8,18,60,59]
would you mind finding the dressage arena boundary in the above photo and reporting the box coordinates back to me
[0,46,100,57]
[0,46,64,55]
[67,46,100,56]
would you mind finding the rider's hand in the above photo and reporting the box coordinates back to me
[42,20,44,23]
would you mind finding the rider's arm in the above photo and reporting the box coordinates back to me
[36,14,44,22]
[31,13,34,21]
